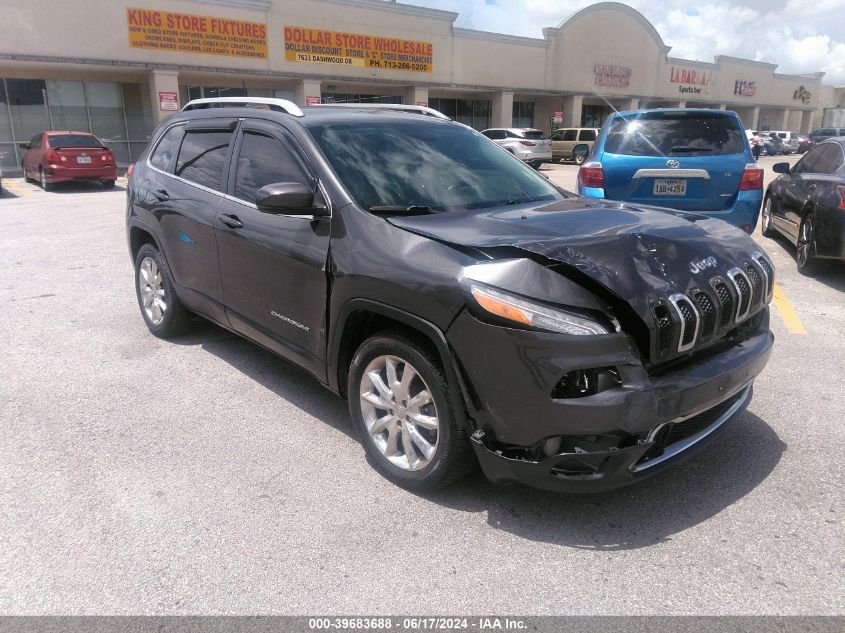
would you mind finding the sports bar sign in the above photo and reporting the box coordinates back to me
[284,26,433,73]
[127,8,268,58]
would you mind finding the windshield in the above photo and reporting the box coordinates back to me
[604,112,744,156]
[308,120,563,211]
[48,134,104,149]
[522,130,546,140]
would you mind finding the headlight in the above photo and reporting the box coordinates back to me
[469,284,610,335]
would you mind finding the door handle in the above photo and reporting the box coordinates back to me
[219,214,243,229]
[153,189,169,202]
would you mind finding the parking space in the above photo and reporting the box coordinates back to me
[0,167,842,615]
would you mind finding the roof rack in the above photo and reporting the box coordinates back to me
[181,97,304,117]
[314,103,451,120]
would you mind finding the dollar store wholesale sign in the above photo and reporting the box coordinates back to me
[127,8,268,58]
[284,26,433,73]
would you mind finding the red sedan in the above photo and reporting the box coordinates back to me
[21,131,117,190]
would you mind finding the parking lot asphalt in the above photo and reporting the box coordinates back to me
[1,158,843,615]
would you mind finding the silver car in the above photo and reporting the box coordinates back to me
[481,128,552,168]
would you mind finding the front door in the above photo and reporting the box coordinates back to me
[216,121,331,377]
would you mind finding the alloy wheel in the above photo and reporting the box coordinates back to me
[359,354,440,471]
[797,218,813,268]
[138,256,167,325]
[762,198,772,231]
[40,169,47,190]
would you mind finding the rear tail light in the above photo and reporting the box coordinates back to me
[126,163,135,181]
[46,152,67,163]
[101,152,114,162]
[519,140,537,147]
[738,164,763,190]
[837,185,845,209]
[578,162,604,189]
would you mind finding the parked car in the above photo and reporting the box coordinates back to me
[797,134,813,153]
[762,138,845,274]
[809,127,845,144]
[0,163,3,194]
[771,130,800,154]
[755,131,784,156]
[578,109,764,232]
[548,127,600,164]
[126,98,774,493]
[20,131,117,190]
[481,128,552,168]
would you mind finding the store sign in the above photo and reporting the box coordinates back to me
[670,66,711,96]
[553,111,563,123]
[159,91,179,111]
[416,101,428,107]
[794,85,812,103]
[127,8,268,58]
[305,96,321,106]
[594,64,631,88]
[734,80,757,97]
[284,26,433,73]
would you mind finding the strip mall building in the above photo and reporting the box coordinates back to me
[0,0,837,169]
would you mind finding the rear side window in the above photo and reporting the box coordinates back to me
[233,132,309,203]
[604,113,745,156]
[562,130,577,141]
[812,144,844,174]
[578,129,596,142]
[175,129,232,191]
[793,144,825,174]
[523,130,546,140]
[149,125,184,172]
[484,130,505,140]
[30,134,42,149]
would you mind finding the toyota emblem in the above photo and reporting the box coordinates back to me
[666,159,680,168]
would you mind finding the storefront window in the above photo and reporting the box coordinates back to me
[6,79,48,142]
[321,93,402,104]
[123,83,154,162]
[47,80,88,132]
[0,80,15,171]
[428,98,491,131]
[513,102,534,128]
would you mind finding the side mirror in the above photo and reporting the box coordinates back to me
[773,162,790,174]
[19,143,29,150]
[255,182,321,216]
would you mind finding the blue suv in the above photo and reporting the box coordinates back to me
[578,109,763,233]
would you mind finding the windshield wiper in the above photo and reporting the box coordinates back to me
[368,204,435,215]
[669,146,715,153]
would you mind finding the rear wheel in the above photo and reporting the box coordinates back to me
[796,215,828,275]
[134,243,192,337]
[102,180,115,189]
[348,330,473,491]
[574,152,587,165]
[761,196,777,238]
[39,167,51,191]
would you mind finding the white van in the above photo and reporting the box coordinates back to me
[771,130,800,154]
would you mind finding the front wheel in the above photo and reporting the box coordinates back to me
[347,331,473,491]
[133,243,192,337]
[761,196,776,238]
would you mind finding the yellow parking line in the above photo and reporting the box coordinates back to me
[3,180,31,196]
[772,284,807,335]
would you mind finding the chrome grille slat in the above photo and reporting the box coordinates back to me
[669,293,700,352]
[727,267,753,322]
[751,251,774,303]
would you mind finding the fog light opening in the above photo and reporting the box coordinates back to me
[551,367,621,399]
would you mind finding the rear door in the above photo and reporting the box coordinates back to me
[216,120,331,375]
[560,129,577,158]
[781,143,844,240]
[601,111,748,212]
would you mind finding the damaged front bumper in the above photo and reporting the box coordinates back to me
[470,384,753,493]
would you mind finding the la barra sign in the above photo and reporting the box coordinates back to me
[127,7,268,58]
[284,26,433,73]
[670,66,711,96]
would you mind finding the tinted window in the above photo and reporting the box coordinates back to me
[522,130,546,140]
[30,134,42,149]
[793,145,825,174]
[48,134,103,149]
[483,130,505,140]
[578,129,597,141]
[308,120,562,211]
[812,144,844,174]
[562,130,577,141]
[149,125,184,172]
[549,130,562,141]
[234,132,309,203]
[604,112,745,156]
[175,129,231,190]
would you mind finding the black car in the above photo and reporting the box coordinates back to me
[809,127,845,144]
[762,139,845,273]
[126,98,774,493]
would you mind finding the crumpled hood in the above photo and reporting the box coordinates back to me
[387,196,765,321]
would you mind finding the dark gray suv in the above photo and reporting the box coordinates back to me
[126,98,774,493]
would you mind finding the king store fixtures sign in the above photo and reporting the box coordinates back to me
[670,67,711,95]
[735,80,757,97]
[594,64,631,88]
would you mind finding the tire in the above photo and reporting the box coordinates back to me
[102,180,115,189]
[133,243,192,338]
[796,215,828,275]
[574,153,586,165]
[347,330,474,491]
[39,167,51,191]
[761,195,777,238]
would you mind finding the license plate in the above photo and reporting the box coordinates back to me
[77,156,91,164]
[653,178,687,195]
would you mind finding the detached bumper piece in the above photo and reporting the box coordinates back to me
[471,384,753,493]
